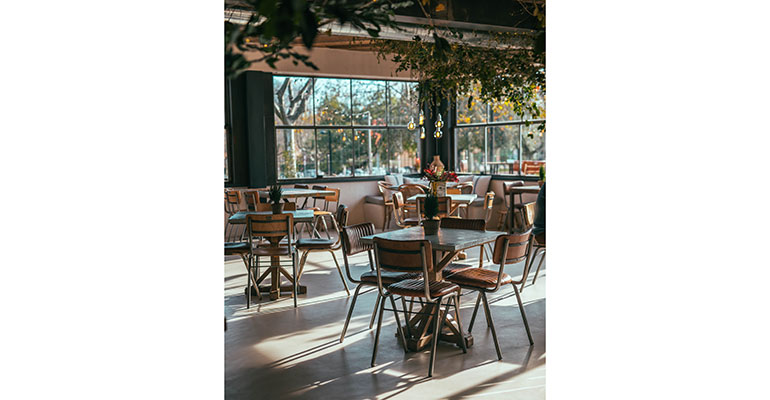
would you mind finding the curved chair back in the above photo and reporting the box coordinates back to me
[246,213,294,247]
[483,192,496,222]
[492,230,532,266]
[225,190,241,215]
[373,238,435,299]
[256,202,296,212]
[399,184,426,199]
[457,182,474,194]
[340,222,375,283]
[440,217,486,231]
[392,192,407,224]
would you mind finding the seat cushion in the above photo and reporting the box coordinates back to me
[445,268,513,289]
[224,242,250,255]
[251,246,291,256]
[473,176,492,197]
[365,195,385,205]
[388,279,459,298]
[442,263,476,275]
[360,270,421,285]
[296,238,335,249]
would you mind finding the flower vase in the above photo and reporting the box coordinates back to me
[429,156,445,174]
[430,181,447,197]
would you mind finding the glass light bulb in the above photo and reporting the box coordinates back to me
[407,117,416,131]
[418,111,424,126]
[420,126,426,139]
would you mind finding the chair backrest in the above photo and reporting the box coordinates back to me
[440,217,486,231]
[373,238,433,274]
[521,202,537,229]
[246,213,294,247]
[225,190,241,215]
[483,192,495,222]
[335,204,348,227]
[399,184,426,199]
[377,181,393,204]
[242,189,265,210]
[256,202,296,212]
[392,191,406,223]
[492,230,532,266]
[457,182,474,194]
[294,184,309,189]
[416,196,452,220]
[340,222,376,283]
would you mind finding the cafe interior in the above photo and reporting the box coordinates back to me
[224,1,546,398]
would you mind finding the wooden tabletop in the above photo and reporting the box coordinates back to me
[228,210,315,224]
[360,227,503,253]
[257,188,335,198]
[407,193,478,204]
[508,185,541,194]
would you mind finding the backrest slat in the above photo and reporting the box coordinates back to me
[374,238,432,273]
[492,231,532,265]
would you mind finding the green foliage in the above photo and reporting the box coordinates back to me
[268,185,283,204]
[375,27,545,118]
[539,165,545,181]
[423,194,439,220]
[226,0,413,78]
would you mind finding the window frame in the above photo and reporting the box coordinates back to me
[273,74,421,181]
[455,101,545,177]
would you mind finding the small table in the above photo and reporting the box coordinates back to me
[360,227,504,351]
[487,161,517,174]
[257,188,335,199]
[407,193,477,216]
[228,210,314,300]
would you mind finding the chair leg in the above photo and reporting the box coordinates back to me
[329,251,350,296]
[428,297,443,378]
[297,251,309,281]
[512,283,534,345]
[340,284,364,343]
[453,293,467,353]
[389,295,409,353]
[481,292,502,360]
[369,294,381,329]
[468,291,482,333]
[531,249,546,285]
[246,255,252,309]
[371,293,387,367]
[292,252,298,308]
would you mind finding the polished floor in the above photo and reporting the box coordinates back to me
[224,234,546,400]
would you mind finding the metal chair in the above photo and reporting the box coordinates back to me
[397,184,426,218]
[295,204,350,296]
[225,190,243,242]
[311,187,340,239]
[371,237,466,378]
[444,231,535,360]
[377,181,395,231]
[246,213,298,308]
[391,192,420,228]
[498,181,525,231]
[338,222,420,343]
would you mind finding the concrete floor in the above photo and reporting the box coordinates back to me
[225,236,546,400]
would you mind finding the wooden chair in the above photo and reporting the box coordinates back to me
[246,213,298,308]
[338,222,420,343]
[377,181,394,231]
[295,205,350,296]
[415,196,452,222]
[225,190,244,242]
[444,231,535,359]
[371,238,466,377]
[448,182,474,217]
[311,187,340,238]
[225,196,259,305]
[397,184,426,218]
[392,192,420,228]
[518,202,544,292]
[482,192,496,224]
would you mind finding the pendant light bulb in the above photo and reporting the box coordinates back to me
[407,117,416,131]
[420,126,426,139]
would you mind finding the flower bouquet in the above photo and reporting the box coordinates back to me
[423,168,458,196]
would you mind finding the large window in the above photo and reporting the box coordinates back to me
[273,75,420,179]
[456,86,545,176]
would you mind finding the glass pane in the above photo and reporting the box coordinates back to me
[521,123,546,161]
[317,128,354,177]
[456,85,486,125]
[388,81,419,126]
[314,78,351,126]
[353,129,375,176]
[456,127,485,174]
[276,129,316,179]
[487,125,520,175]
[273,76,314,126]
[352,80,387,126]
[490,100,521,122]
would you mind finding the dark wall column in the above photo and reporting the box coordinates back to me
[421,97,456,171]
[225,75,249,186]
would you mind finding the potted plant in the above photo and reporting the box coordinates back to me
[424,168,458,196]
[422,194,440,235]
[538,165,545,187]
[268,185,284,214]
